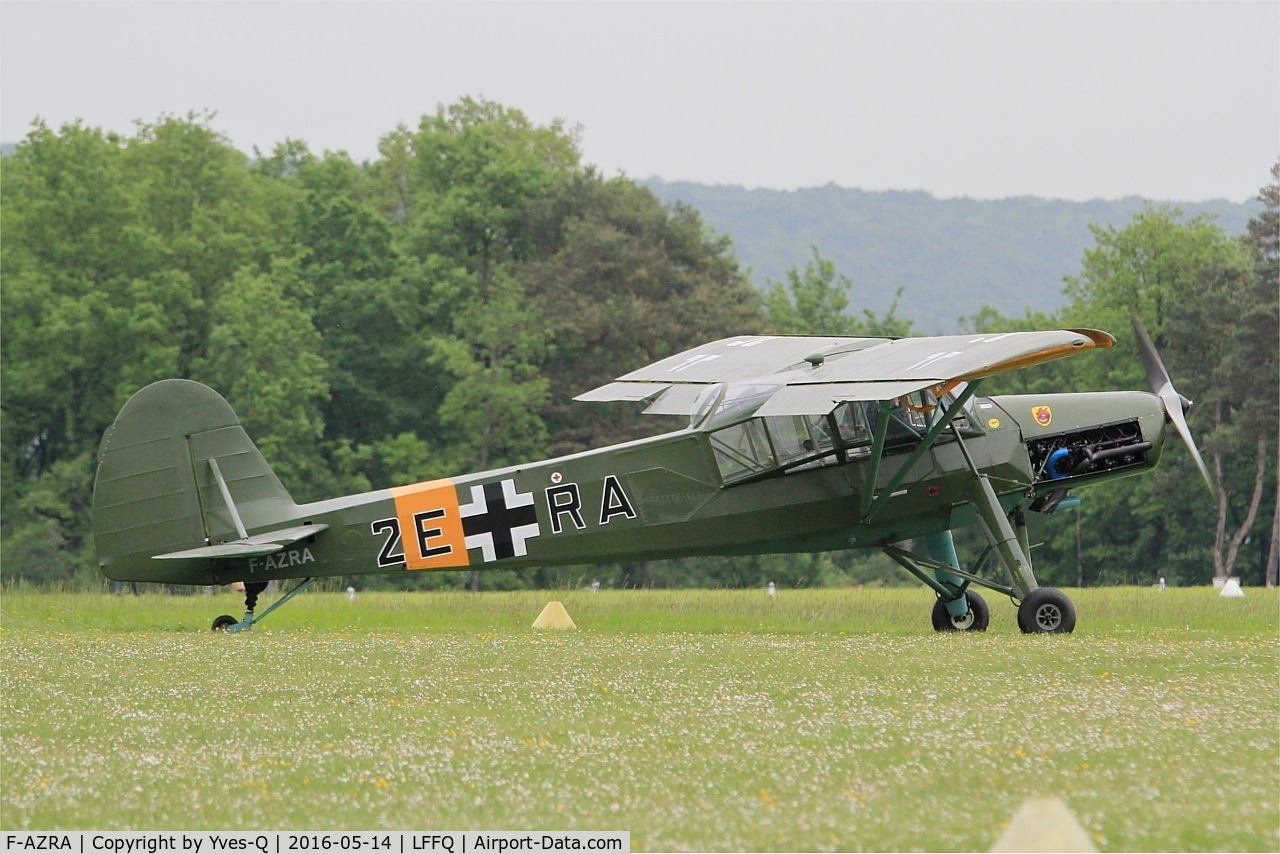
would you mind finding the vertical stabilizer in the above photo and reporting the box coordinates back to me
[92,380,297,583]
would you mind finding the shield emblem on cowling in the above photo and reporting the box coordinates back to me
[1032,405,1053,427]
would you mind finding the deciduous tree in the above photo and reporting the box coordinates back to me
[766,246,911,337]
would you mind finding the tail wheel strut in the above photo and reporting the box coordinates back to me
[211,578,315,633]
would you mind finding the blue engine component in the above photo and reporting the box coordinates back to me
[1046,448,1073,479]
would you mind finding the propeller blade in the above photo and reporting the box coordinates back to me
[1132,309,1174,401]
[1163,392,1215,492]
[1130,310,1216,496]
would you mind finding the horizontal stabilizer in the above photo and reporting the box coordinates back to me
[152,523,328,561]
[242,523,329,546]
[153,542,283,560]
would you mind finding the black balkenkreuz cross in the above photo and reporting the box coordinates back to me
[460,479,541,562]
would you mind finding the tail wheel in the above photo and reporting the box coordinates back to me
[211,614,238,631]
[931,589,990,632]
[1017,587,1076,634]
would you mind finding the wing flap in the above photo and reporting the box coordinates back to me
[572,381,671,403]
[643,385,711,416]
[754,381,935,416]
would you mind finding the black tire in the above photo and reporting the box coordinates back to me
[931,589,990,632]
[211,614,238,631]
[1017,587,1076,634]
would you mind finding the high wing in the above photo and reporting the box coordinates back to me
[575,330,1114,417]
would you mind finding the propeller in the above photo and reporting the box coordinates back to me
[1130,309,1216,496]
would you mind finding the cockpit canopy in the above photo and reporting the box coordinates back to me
[705,388,971,484]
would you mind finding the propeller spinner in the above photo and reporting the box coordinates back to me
[1130,309,1216,495]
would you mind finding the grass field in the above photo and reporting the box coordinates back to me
[1,587,1277,851]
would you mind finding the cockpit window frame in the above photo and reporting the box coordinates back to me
[707,389,980,487]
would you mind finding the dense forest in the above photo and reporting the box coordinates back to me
[2,100,1276,591]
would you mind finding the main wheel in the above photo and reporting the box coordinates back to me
[1017,587,1076,634]
[211,614,238,631]
[931,589,990,632]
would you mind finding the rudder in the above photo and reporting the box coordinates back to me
[92,380,298,583]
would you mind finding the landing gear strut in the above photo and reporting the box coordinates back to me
[867,392,1077,633]
[884,535,993,633]
[210,577,314,632]
[964,474,1077,634]
[243,580,268,613]
[882,482,1077,633]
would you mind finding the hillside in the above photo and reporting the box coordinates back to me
[646,180,1262,332]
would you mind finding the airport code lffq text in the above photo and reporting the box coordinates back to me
[3,833,629,854]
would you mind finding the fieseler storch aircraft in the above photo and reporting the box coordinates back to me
[92,314,1212,634]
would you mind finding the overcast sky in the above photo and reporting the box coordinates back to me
[2,1,1276,202]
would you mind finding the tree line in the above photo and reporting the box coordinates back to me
[2,100,1275,590]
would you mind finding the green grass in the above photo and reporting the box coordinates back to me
[3,586,1274,636]
[2,588,1277,851]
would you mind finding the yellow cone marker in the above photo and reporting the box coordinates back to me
[991,797,1097,853]
[532,601,577,629]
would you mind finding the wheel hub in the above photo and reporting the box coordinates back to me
[1035,604,1062,631]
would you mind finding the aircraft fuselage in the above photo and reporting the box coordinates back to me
[104,390,1166,587]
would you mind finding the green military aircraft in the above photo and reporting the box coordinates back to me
[92,315,1210,633]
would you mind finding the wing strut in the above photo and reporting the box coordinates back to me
[860,381,983,523]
